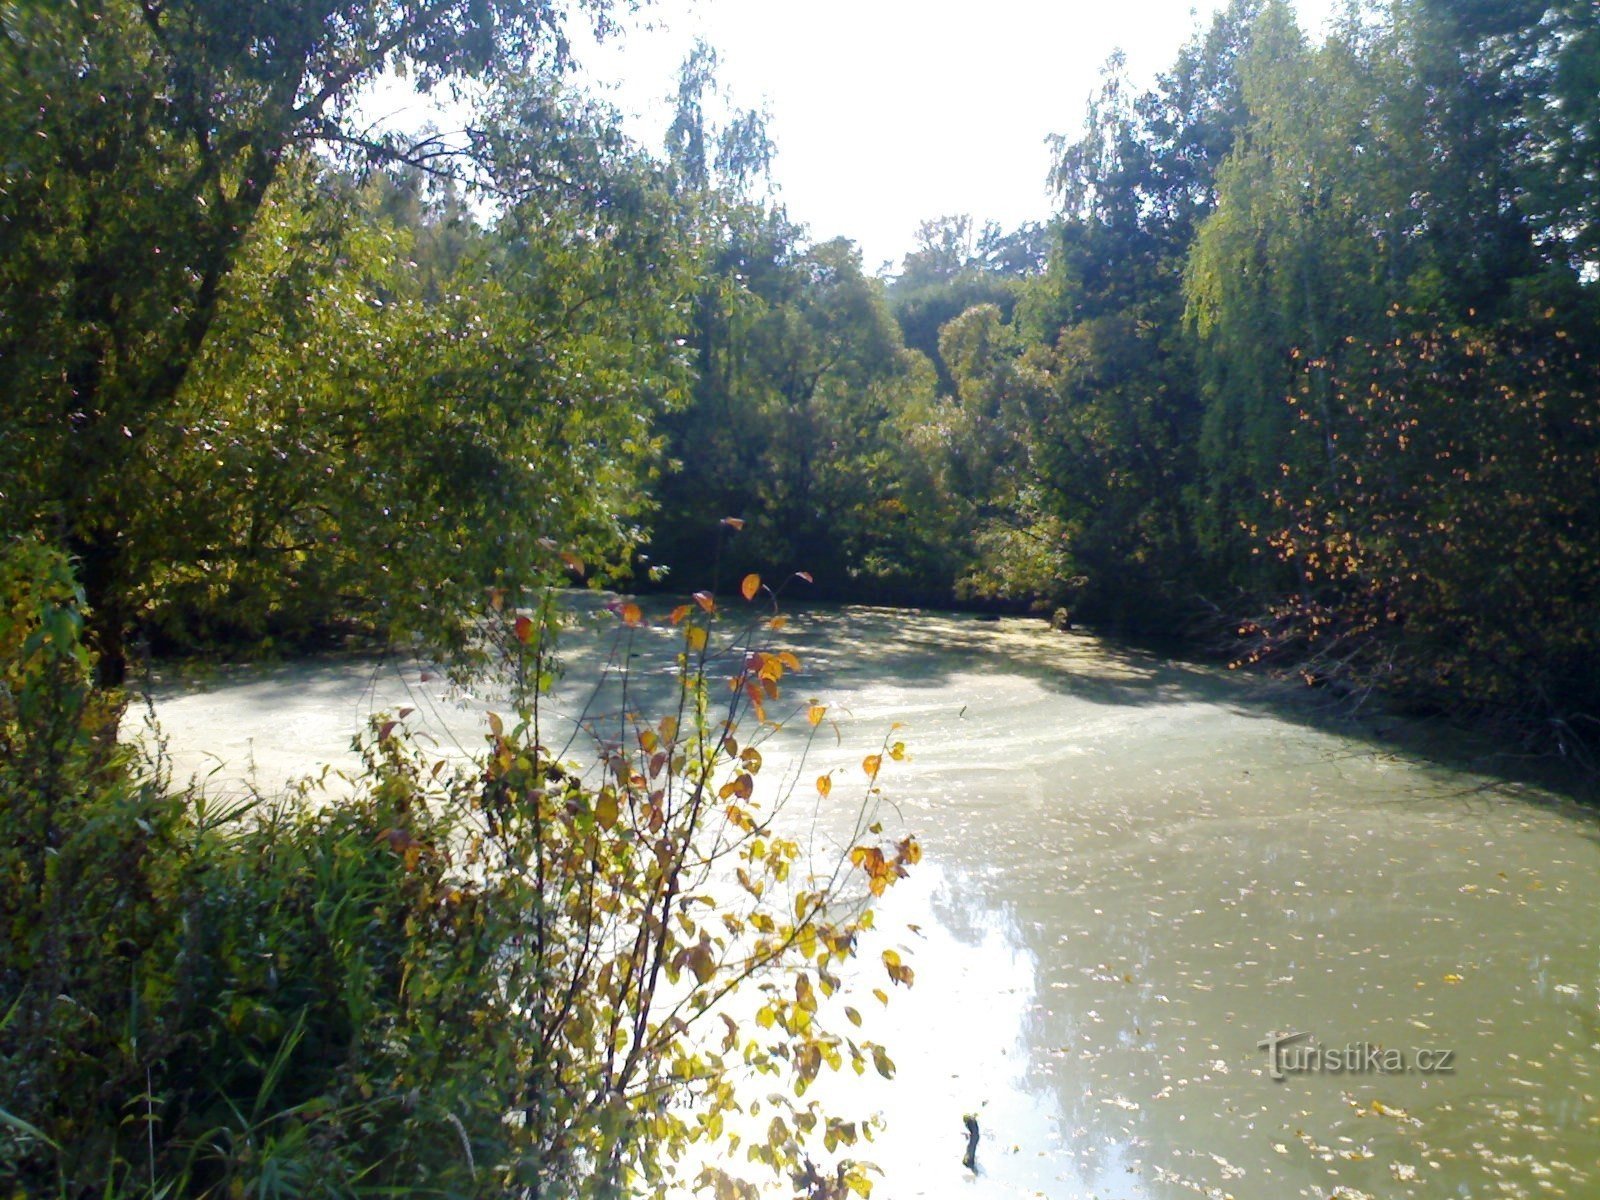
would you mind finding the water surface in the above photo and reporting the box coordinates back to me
[139,603,1600,1199]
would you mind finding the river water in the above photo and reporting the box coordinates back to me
[139,602,1600,1199]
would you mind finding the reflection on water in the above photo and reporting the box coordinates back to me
[137,602,1600,1198]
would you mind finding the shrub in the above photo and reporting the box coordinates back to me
[0,548,916,1198]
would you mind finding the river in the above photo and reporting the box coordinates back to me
[138,602,1600,1199]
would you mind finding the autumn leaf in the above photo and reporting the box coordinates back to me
[693,590,715,613]
[514,615,534,644]
[816,774,832,798]
[882,948,914,987]
[807,703,826,726]
[720,516,745,531]
[862,753,882,776]
[595,790,619,830]
[620,602,643,626]
[686,626,708,652]
[871,1044,896,1079]
[686,940,717,985]
[669,603,692,625]
[740,573,761,601]
[794,571,814,584]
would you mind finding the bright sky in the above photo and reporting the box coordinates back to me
[573,0,1341,270]
[366,0,1339,271]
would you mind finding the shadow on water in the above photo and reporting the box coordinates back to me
[141,595,1599,818]
[773,600,1598,814]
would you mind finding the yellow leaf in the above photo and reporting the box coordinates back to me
[862,754,882,776]
[741,573,761,601]
[807,703,826,727]
[687,941,717,985]
[595,790,619,830]
[686,626,708,652]
[816,774,832,798]
[778,651,801,671]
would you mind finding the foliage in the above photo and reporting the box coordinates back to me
[647,56,949,601]
[1236,309,1600,741]
[0,545,918,1198]
[0,0,630,680]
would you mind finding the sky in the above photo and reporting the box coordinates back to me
[365,0,1340,272]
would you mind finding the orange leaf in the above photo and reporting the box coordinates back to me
[816,774,832,798]
[669,603,692,625]
[767,615,788,631]
[514,615,534,644]
[693,590,715,613]
[560,550,585,574]
[795,571,814,584]
[863,754,882,776]
[620,602,643,627]
[741,573,761,601]
[778,651,801,671]
[721,516,746,531]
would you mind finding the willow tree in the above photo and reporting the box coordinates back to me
[0,0,628,681]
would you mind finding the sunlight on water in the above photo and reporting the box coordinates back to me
[136,602,1600,1199]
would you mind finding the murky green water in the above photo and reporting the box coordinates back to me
[138,603,1600,1199]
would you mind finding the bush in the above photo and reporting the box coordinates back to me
[1,548,916,1198]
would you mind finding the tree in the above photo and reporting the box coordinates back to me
[0,0,628,681]
[133,87,693,658]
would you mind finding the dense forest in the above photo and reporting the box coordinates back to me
[4,0,1597,737]
[7,0,1596,744]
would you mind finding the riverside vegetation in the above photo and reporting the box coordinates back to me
[0,542,919,1197]
[2,0,1598,1194]
[3,0,1594,748]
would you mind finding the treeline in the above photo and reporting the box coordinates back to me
[655,0,1600,746]
[3,0,1597,741]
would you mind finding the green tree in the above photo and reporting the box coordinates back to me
[0,0,628,681]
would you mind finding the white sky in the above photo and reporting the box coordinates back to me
[366,0,1339,271]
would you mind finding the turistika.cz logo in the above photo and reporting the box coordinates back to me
[1257,1031,1456,1081]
